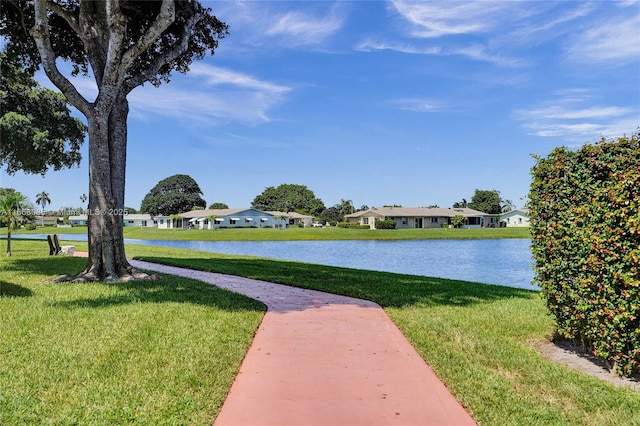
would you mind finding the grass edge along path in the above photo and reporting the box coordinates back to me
[2,240,639,425]
[128,244,640,426]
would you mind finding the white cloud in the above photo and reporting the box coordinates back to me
[566,12,640,64]
[189,63,290,95]
[390,0,515,38]
[355,40,441,55]
[265,9,344,46]
[215,1,345,49]
[356,39,523,67]
[448,44,527,67]
[128,65,292,125]
[525,106,634,121]
[393,98,444,113]
[516,94,639,141]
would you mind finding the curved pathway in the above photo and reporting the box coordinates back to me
[126,260,476,425]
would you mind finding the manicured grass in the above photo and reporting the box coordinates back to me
[2,239,638,425]
[8,225,530,241]
[128,244,640,426]
[0,241,265,425]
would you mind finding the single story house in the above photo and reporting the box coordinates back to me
[158,208,277,230]
[34,216,62,226]
[122,214,157,227]
[345,207,498,229]
[267,211,315,228]
[156,208,315,230]
[69,215,87,226]
[69,213,156,227]
[500,208,530,227]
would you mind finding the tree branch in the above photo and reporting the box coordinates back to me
[123,11,203,93]
[31,0,91,116]
[100,0,127,92]
[47,0,80,34]
[120,0,175,71]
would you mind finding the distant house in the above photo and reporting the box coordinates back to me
[500,208,530,227]
[34,216,62,226]
[69,213,156,227]
[160,208,277,230]
[122,214,157,228]
[69,215,87,226]
[267,211,314,228]
[345,207,498,229]
[155,208,315,230]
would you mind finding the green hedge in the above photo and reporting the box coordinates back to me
[375,219,396,230]
[337,222,370,229]
[529,132,640,377]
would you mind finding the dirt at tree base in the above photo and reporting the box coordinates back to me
[533,339,640,392]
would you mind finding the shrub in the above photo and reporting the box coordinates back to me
[375,219,396,230]
[24,223,37,230]
[529,132,640,377]
[451,215,465,228]
[337,222,369,229]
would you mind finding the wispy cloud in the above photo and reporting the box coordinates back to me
[390,0,515,38]
[265,9,344,46]
[566,11,640,64]
[392,98,444,113]
[385,1,633,69]
[356,40,440,55]
[516,91,639,142]
[128,65,292,125]
[189,63,290,95]
[448,44,527,67]
[356,39,524,67]
[216,1,345,49]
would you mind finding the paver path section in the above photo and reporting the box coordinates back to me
[130,260,476,425]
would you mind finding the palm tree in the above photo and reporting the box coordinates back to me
[0,192,28,256]
[80,193,87,205]
[501,199,515,213]
[35,191,51,225]
[337,199,354,219]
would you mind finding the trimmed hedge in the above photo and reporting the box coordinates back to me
[375,219,396,230]
[337,222,370,229]
[529,132,640,377]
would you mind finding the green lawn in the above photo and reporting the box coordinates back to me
[0,241,264,425]
[7,224,530,241]
[2,239,639,425]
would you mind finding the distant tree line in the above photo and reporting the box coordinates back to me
[137,175,515,219]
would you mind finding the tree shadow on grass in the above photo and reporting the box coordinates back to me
[132,255,539,309]
[0,281,33,297]
[4,257,265,313]
[49,276,266,313]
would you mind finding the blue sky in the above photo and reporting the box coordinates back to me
[2,0,639,213]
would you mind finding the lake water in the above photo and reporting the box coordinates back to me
[16,234,537,290]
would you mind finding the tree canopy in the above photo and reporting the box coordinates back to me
[208,202,229,209]
[0,54,86,175]
[251,184,326,216]
[0,1,228,281]
[468,189,503,214]
[140,174,206,216]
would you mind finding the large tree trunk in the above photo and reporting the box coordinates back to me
[58,94,149,282]
[29,0,212,282]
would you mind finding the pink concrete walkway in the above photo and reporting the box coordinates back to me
[123,259,476,426]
